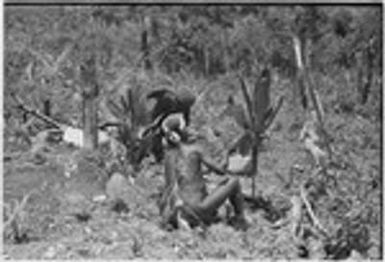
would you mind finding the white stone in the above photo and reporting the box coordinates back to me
[105,173,129,201]
[92,194,107,203]
[62,126,111,148]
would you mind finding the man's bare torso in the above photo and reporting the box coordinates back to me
[164,143,208,205]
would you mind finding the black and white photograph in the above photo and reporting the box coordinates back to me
[2,1,383,260]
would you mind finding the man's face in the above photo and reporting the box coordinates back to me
[164,131,181,145]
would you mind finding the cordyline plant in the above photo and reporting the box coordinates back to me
[227,67,284,198]
[103,84,151,171]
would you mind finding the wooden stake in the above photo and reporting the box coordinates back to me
[83,86,98,150]
[81,55,99,150]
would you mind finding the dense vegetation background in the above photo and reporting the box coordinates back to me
[3,5,382,260]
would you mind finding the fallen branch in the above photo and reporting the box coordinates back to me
[300,183,329,238]
[11,92,63,129]
[270,195,303,239]
[290,195,304,239]
[11,93,114,148]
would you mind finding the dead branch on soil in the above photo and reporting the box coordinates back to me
[270,195,304,246]
[271,181,330,243]
[271,195,303,238]
[11,92,63,129]
[300,183,329,238]
[289,195,304,240]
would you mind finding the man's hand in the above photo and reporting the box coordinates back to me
[201,156,227,176]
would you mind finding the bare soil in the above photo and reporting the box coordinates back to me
[3,104,381,259]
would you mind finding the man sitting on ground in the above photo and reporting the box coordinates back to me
[158,115,250,231]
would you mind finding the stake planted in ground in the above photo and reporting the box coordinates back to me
[81,54,99,150]
[227,69,283,198]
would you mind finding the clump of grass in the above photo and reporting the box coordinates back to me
[3,190,35,244]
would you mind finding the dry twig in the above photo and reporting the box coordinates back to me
[300,183,329,238]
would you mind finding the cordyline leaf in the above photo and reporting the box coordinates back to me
[263,95,284,132]
[107,99,124,120]
[237,75,254,127]
[224,96,250,130]
[254,67,271,132]
[136,95,151,126]
[234,131,254,156]
[119,88,130,115]
[128,88,134,116]
[130,86,150,127]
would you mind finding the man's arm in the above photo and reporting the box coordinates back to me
[202,153,250,176]
[201,153,236,176]
[201,156,226,175]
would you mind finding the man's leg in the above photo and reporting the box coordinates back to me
[197,177,245,219]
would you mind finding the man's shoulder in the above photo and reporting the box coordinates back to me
[182,143,204,156]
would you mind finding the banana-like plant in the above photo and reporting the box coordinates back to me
[226,67,284,198]
[104,85,151,170]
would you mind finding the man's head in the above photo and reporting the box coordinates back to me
[161,113,188,146]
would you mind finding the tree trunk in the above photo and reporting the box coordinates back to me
[81,55,99,150]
